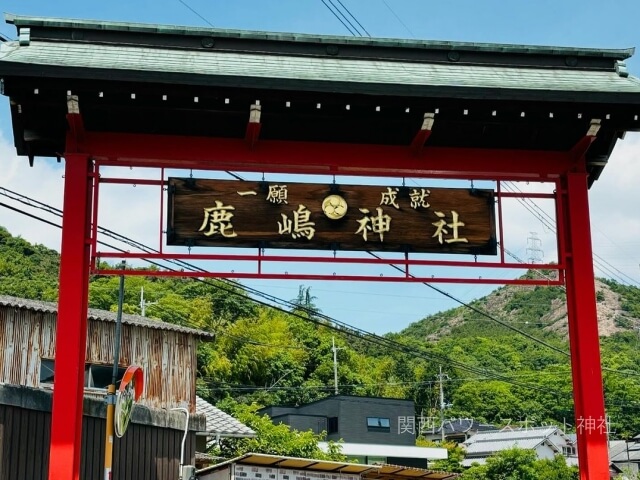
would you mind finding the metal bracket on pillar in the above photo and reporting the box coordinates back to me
[410,112,435,156]
[66,94,86,153]
[570,118,601,161]
[245,103,262,149]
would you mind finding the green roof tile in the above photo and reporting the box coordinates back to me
[1,39,639,96]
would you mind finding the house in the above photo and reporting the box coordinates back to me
[0,295,216,480]
[423,418,497,443]
[196,396,256,442]
[609,434,640,477]
[461,426,576,467]
[196,452,459,480]
[195,395,257,468]
[260,395,447,467]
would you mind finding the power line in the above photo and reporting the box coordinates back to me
[502,181,640,287]
[380,0,415,38]
[320,0,359,36]
[2,188,640,384]
[366,251,569,357]
[0,197,563,394]
[177,0,215,28]
[333,0,371,37]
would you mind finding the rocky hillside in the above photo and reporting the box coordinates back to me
[402,274,640,341]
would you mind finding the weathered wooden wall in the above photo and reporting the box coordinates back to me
[87,318,198,412]
[0,385,201,480]
[0,301,198,411]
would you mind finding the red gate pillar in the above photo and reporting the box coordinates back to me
[48,154,94,480]
[563,168,609,480]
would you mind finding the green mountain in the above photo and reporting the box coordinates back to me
[1,226,639,438]
[0,226,60,300]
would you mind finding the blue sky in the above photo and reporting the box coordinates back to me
[1,0,640,334]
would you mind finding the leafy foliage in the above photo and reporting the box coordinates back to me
[417,439,464,473]
[461,448,578,480]
[0,226,59,300]
[2,227,640,462]
[602,278,640,317]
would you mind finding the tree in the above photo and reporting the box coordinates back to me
[473,448,537,480]
[291,285,321,316]
[213,399,345,461]
[461,449,578,480]
[451,381,524,424]
[416,439,464,473]
[532,455,578,480]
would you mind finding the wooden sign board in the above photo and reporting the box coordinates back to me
[167,178,496,255]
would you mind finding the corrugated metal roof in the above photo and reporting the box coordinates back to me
[463,426,559,444]
[610,441,640,462]
[195,396,255,436]
[1,40,639,95]
[463,438,543,455]
[0,295,213,338]
[318,442,447,460]
[437,418,496,435]
[5,13,634,59]
[198,453,459,479]
[462,427,571,459]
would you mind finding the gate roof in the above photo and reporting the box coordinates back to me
[1,14,640,183]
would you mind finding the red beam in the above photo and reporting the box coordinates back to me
[94,268,563,285]
[570,135,597,161]
[83,132,573,180]
[94,250,563,270]
[49,154,93,480]
[497,192,556,199]
[99,177,165,186]
[245,122,261,148]
[410,129,432,155]
[562,168,609,480]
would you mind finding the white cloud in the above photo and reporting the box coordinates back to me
[589,132,640,283]
[0,133,161,255]
[0,133,65,251]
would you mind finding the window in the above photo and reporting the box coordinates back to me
[328,416,339,434]
[40,358,55,384]
[367,417,391,432]
[40,358,126,389]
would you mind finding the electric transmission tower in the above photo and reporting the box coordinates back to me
[526,232,544,264]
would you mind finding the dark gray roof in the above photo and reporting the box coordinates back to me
[1,32,638,97]
[195,396,255,437]
[2,13,639,100]
[4,13,635,59]
[0,295,213,339]
[610,440,640,463]
[437,418,497,435]
[462,426,569,457]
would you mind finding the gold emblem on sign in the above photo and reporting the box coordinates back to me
[322,195,348,220]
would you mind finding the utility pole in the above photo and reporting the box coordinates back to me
[332,337,342,395]
[437,366,449,442]
[104,261,125,480]
[140,286,157,317]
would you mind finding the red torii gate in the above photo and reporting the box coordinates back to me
[2,13,640,480]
